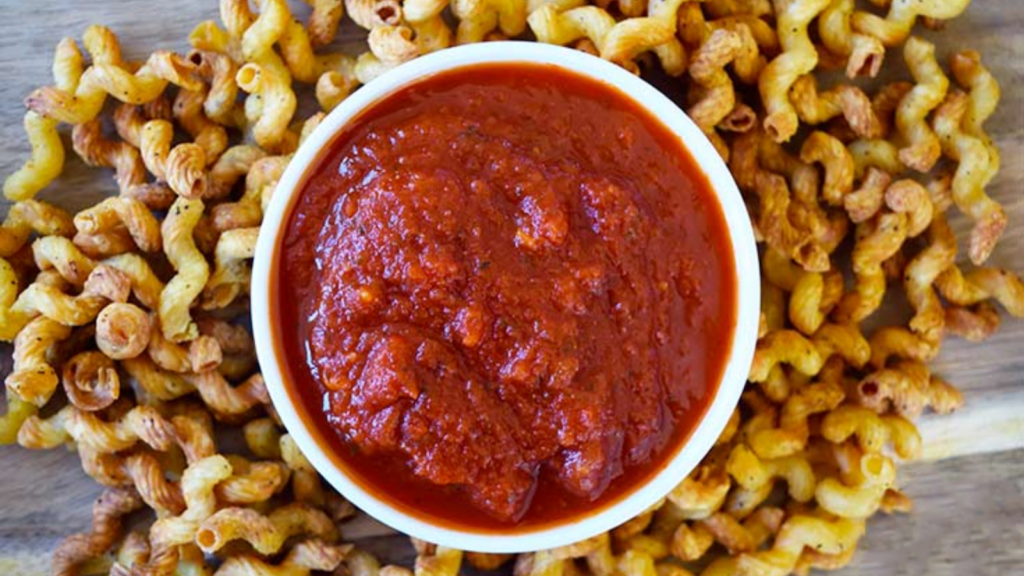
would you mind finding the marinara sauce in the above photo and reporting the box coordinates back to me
[274,63,737,530]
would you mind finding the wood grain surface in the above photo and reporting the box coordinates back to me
[0,1,1022,574]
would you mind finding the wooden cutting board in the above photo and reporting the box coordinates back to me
[0,1,1021,574]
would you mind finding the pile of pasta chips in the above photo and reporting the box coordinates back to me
[1,0,1022,575]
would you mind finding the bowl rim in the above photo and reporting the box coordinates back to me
[251,41,760,554]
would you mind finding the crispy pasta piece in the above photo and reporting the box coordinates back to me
[935,266,1024,319]
[208,145,267,200]
[799,131,854,206]
[159,198,209,342]
[244,417,283,460]
[196,502,338,555]
[102,253,164,309]
[369,24,421,66]
[726,444,816,502]
[932,91,1005,265]
[26,50,202,125]
[146,454,232,561]
[734,515,865,576]
[758,0,830,142]
[62,351,121,411]
[749,329,825,382]
[749,381,845,459]
[214,538,350,576]
[944,302,1001,342]
[856,360,962,417]
[816,451,896,518]
[4,316,71,406]
[871,81,912,139]
[237,60,298,151]
[140,120,209,199]
[686,27,750,159]
[821,406,921,459]
[697,507,785,555]
[0,200,75,258]
[666,465,730,520]
[32,236,96,285]
[302,0,345,46]
[124,450,186,515]
[528,4,615,55]
[215,455,290,504]
[3,112,65,201]
[51,487,144,576]
[174,86,229,165]
[71,118,149,199]
[818,0,884,78]
[188,49,243,127]
[812,323,870,369]
[790,76,881,139]
[754,172,828,273]
[74,197,161,253]
[96,303,152,360]
[183,371,269,419]
[852,0,969,47]
[599,0,688,76]
[18,403,175,453]
[895,36,948,173]
[883,179,933,239]
[122,355,195,402]
[903,213,955,341]
[346,0,403,30]
[833,213,908,323]
[203,227,258,309]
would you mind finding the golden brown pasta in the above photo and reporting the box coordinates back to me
[818,0,884,78]
[97,303,151,360]
[852,0,970,47]
[214,538,350,576]
[174,86,229,165]
[236,59,298,151]
[833,213,909,323]
[0,199,75,258]
[790,75,881,139]
[936,266,1024,319]
[758,0,830,142]
[3,112,65,202]
[208,145,267,200]
[895,36,948,173]
[52,487,144,576]
[203,226,257,310]
[932,91,1005,266]
[74,197,161,253]
[799,131,854,206]
[183,371,269,419]
[4,316,71,407]
[159,198,209,342]
[26,50,202,125]
[62,350,121,412]
[196,502,337,555]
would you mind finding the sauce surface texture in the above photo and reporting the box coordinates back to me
[275,63,737,530]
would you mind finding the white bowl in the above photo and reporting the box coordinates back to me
[251,41,760,554]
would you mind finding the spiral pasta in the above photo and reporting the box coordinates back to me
[159,198,208,342]
[932,91,1005,266]
[895,36,948,173]
[196,502,337,555]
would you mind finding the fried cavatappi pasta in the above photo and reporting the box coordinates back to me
[789,75,881,139]
[852,0,970,47]
[236,59,298,151]
[96,302,152,360]
[195,502,337,555]
[818,0,884,78]
[203,226,258,310]
[61,350,121,412]
[3,112,65,202]
[758,0,830,143]
[159,197,208,342]
[51,487,144,576]
[932,91,1005,266]
[4,316,71,407]
[895,36,948,173]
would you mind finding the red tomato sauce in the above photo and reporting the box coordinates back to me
[273,63,737,530]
